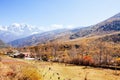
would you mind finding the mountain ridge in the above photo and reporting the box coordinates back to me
[0,23,43,42]
[70,12,120,39]
[8,12,120,47]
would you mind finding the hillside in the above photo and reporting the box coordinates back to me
[8,29,72,47]
[8,13,120,47]
[0,39,8,48]
[15,30,120,71]
[70,13,120,39]
[97,32,120,43]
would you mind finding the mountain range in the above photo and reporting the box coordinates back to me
[0,23,43,42]
[1,12,120,47]
[8,29,72,47]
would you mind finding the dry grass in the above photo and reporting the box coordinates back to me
[0,56,120,80]
[28,61,120,80]
[46,63,120,80]
[0,56,43,80]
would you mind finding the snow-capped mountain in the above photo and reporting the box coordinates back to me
[0,23,43,42]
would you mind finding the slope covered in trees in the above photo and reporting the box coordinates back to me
[17,34,120,67]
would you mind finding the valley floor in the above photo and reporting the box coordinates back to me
[0,56,120,80]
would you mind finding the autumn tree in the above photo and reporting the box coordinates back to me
[51,42,59,61]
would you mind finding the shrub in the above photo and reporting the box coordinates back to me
[68,55,94,66]
[115,58,120,66]
[4,65,43,80]
[0,57,1,61]
[83,56,94,66]
[16,66,43,80]
[69,57,83,65]
[41,54,48,61]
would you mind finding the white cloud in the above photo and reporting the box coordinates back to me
[49,24,74,30]
[11,23,21,27]
[0,23,75,32]
[38,26,48,31]
[39,24,75,31]
[66,25,74,29]
[51,24,64,29]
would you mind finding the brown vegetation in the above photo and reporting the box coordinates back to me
[0,57,43,80]
[16,34,120,69]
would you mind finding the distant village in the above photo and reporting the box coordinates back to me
[5,50,36,60]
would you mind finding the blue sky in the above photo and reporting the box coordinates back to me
[0,0,120,30]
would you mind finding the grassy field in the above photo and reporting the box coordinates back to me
[31,62,120,80]
[0,56,120,80]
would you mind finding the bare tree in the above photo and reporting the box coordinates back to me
[52,43,59,61]
[34,46,42,60]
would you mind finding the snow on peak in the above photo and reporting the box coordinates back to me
[11,23,21,27]
[0,26,7,31]
[0,23,43,37]
[32,32,39,34]
[0,23,43,42]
